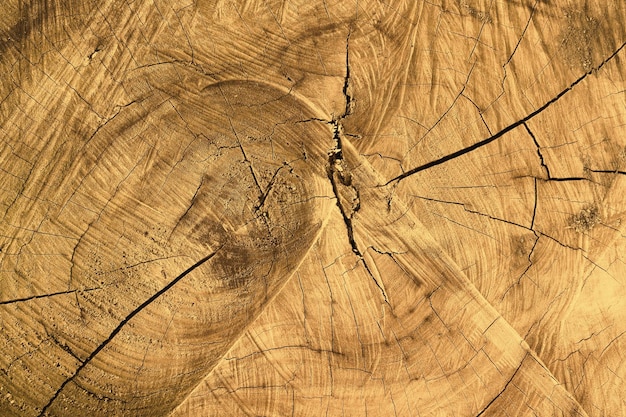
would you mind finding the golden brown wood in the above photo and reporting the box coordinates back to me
[0,0,625,416]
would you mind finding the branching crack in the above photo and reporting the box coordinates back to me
[327,163,358,252]
[462,92,492,135]
[228,117,264,199]
[417,191,580,251]
[328,143,388,305]
[47,332,83,362]
[405,64,476,155]
[538,232,581,251]
[325,29,389,306]
[501,232,540,301]
[227,118,292,213]
[37,250,220,416]
[475,354,527,416]
[524,122,551,179]
[411,194,532,231]
[387,41,626,185]
[256,164,289,211]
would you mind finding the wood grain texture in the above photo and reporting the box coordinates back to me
[0,0,624,416]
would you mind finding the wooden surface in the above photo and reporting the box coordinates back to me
[1,0,625,416]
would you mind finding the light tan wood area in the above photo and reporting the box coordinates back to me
[1,1,625,416]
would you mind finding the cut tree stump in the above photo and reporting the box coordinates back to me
[1,1,625,416]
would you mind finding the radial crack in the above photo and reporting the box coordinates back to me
[38,249,220,416]
[475,354,527,416]
[0,287,100,306]
[387,41,626,185]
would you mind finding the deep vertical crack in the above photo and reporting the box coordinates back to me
[327,28,356,256]
[342,28,353,118]
[38,250,220,416]
[325,29,389,305]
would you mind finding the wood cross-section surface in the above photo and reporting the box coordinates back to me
[0,0,625,416]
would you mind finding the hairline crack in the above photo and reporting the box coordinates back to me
[37,249,221,416]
